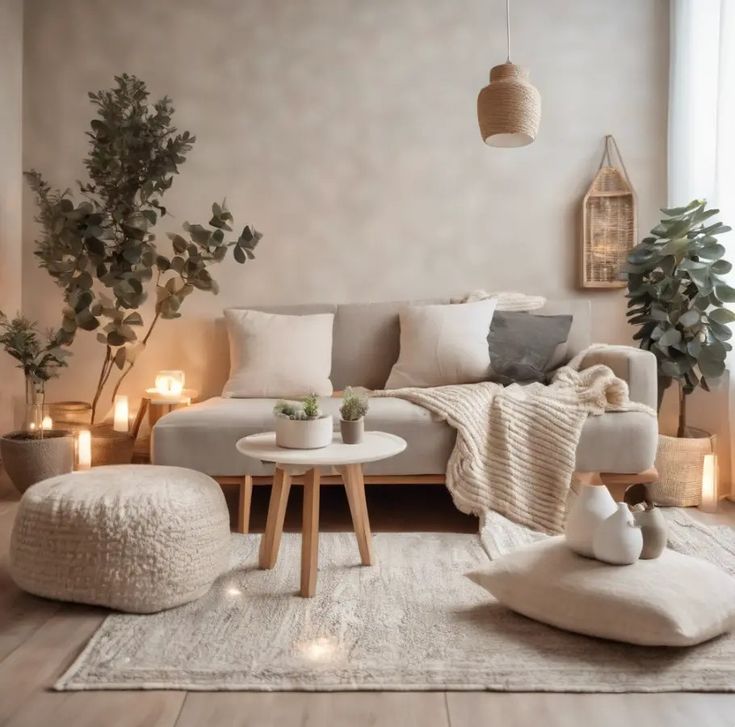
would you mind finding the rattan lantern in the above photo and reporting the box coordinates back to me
[580,135,637,289]
[477,0,541,147]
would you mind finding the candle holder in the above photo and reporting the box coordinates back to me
[154,370,186,397]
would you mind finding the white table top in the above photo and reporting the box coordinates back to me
[236,431,407,466]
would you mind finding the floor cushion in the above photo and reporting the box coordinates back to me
[9,465,230,613]
[469,537,735,646]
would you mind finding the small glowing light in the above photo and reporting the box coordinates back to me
[226,586,243,597]
[28,422,36,431]
[78,430,92,470]
[113,395,129,433]
[701,453,718,513]
[41,416,53,430]
[154,370,185,397]
[298,636,338,662]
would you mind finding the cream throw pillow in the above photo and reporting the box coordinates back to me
[385,299,497,389]
[468,537,735,646]
[223,309,334,398]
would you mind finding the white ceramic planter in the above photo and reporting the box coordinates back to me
[564,484,617,558]
[593,503,643,565]
[275,415,333,449]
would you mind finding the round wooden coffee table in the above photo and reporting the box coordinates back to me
[236,431,406,597]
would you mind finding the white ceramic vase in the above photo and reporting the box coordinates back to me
[564,484,617,558]
[275,415,334,449]
[593,503,643,565]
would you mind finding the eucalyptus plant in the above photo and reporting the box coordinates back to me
[625,200,735,437]
[25,74,262,423]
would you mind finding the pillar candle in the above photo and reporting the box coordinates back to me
[113,395,129,433]
[78,430,92,470]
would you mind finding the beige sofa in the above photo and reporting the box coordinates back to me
[151,299,658,527]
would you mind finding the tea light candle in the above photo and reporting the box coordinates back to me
[113,395,129,433]
[700,453,718,513]
[41,416,53,430]
[78,430,92,470]
[154,370,185,397]
[28,422,36,431]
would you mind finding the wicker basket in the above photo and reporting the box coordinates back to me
[650,428,714,507]
[45,401,93,432]
[91,425,135,466]
[581,135,636,288]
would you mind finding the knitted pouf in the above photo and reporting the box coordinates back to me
[9,465,231,613]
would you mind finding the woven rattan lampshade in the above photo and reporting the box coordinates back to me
[477,62,541,147]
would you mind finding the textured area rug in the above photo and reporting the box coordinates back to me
[57,517,735,692]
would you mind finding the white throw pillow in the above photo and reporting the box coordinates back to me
[468,537,735,647]
[223,309,334,398]
[385,299,497,389]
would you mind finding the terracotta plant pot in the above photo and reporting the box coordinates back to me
[275,415,333,449]
[652,428,714,507]
[0,430,75,493]
[45,401,93,431]
[340,418,364,444]
[91,424,135,466]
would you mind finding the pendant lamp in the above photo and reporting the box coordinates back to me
[477,0,541,147]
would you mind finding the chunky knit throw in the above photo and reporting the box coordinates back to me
[375,350,655,534]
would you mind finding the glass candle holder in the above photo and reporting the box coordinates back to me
[154,370,185,397]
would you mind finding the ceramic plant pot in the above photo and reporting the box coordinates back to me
[633,507,668,560]
[0,430,75,493]
[565,484,617,558]
[340,418,364,444]
[275,415,334,449]
[593,503,643,565]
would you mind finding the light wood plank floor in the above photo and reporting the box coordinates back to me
[1,471,733,727]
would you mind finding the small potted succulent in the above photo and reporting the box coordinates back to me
[273,393,333,449]
[339,387,369,444]
[0,313,75,492]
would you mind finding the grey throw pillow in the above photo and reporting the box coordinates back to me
[488,311,573,384]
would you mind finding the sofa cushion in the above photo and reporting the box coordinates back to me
[152,396,456,476]
[385,300,497,389]
[222,309,334,398]
[152,398,656,477]
[488,312,573,384]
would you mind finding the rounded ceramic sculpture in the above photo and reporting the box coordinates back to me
[565,484,617,558]
[593,504,643,565]
[634,507,668,559]
[9,465,230,613]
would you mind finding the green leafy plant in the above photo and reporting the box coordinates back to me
[339,387,368,421]
[25,74,263,422]
[273,394,323,421]
[625,200,735,437]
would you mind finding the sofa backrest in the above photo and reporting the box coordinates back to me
[230,298,591,390]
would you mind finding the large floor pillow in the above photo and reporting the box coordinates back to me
[10,465,231,613]
[469,536,735,646]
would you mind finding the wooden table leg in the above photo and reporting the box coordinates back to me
[301,467,320,597]
[258,467,291,569]
[238,475,253,534]
[340,463,373,566]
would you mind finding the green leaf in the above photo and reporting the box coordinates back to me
[114,347,126,369]
[124,312,143,326]
[658,328,682,347]
[233,245,246,264]
[678,309,700,327]
[715,284,735,303]
[708,307,735,324]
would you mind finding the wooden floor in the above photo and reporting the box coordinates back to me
[1,472,734,727]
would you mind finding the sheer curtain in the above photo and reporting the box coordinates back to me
[668,0,735,495]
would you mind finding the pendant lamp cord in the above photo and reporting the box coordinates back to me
[505,0,511,62]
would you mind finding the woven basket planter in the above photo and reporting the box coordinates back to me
[91,425,135,466]
[580,135,636,288]
[0,430,75,493]
[45,401,92,431]
[651,428,714,507]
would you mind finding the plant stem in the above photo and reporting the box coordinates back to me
[90,346,112,424]
[677,382,687,438]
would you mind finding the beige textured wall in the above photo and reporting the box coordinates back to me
[22,0,669,409]
[0,0,24,432]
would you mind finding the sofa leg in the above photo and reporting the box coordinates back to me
[238,475,253,534]
[572,468,659,501]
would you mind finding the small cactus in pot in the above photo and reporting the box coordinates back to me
[339,387,369,444]
[273,394,333,449]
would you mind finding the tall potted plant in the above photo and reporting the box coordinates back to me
[25,74,263,443]
[0,313,75,492]
[625,200,734,504]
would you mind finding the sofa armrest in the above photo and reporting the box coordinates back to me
[579,346,657,410]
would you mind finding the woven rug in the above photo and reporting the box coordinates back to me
[57,515,735,692]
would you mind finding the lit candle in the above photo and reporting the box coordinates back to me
[28,422,36,431]
[113,395,129,432]
[78,430,92,470]
[41,416,53,430]
[154,370,185,397]
[701,454,718,513]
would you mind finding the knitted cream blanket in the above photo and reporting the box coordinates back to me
[374,349,655,534]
